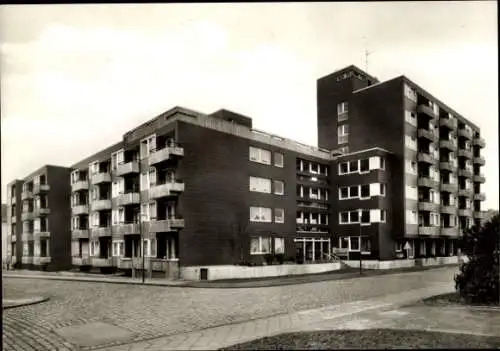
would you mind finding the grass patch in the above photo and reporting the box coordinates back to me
[220,329,500,350]
[422,292,500,307]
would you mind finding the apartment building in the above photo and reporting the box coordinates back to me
[6,64,486,278]
[7,166,72,271]
[318,65,486,262]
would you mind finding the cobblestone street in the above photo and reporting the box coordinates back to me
[3,267,457,350]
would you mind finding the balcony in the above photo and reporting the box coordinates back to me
[418,226,439,236]
[33,257,51,265]
[72,257,91,266]
[473,174,486,183]
[21,233,34,241]
[474,193,486,201]
[21,190,33,200]
[440,206,457,215]
[91,257,113,267]
[458,149,472,159]
[418,177,438,188]
[91,172,112,185]
[458,128,473,139]
[33,184,50,194]
[11,235,17,243]
[458,169,473,178]
[149,218,185,233]
[21,256,33,264]
[149,146,184,165]
[441,227,459,237]
[457,189,473,197]
[149,182,185,199]
[439,118,457,130]
[418,202,440,212]
[72,204,89,215]
[21,212,34,221]
[34,207,50,217]
[473,211,485,220]
[33,231,51,239]
[417,104,437,118]
[116,160,140,176]
[72,180,89,192]
[91,226,112,238]
[473,137,486,148]
[473,156,485,166]
[439,162,456,172]
[92,199,112,211]
[114,223,141,236]
[458,209,472,217]
[116,192,140,206]
[417,153,435,164]
[72,229,89,239]
[439,140,457,151]
[418,128,438,142]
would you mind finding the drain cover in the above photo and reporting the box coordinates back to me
[54,322,136,347]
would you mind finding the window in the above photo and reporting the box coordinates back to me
[405,135,417,151]
[339,237,349,249]
[380,210,386,222]
[349,211,359,223]
[349,186,359,198]
[118,207,125,223]
[274,208,284,223]
[249,176,272,193]
[274,238,285,254]
[90,240,99,257]
[380,158,385,170]
[404,84,417,102]
[141,204,149,221]
[337,101,348,115]
[249,146,271,165]
[273,180,284,195]
[140,135,156,159]
[274,152,284,167]
[89,161,99,175]
[360,185,370,199]
[338,124,349,144]
[149,168,157,187]
[349,160,358,172]
[360,159,369,173]
[140,172,150,191]
[361,237,371,253]
[405,110,417,127]
[380,184,386,196]
[340,212,349,224]
[360,210,370,224]
[350,237,360,251]
[149,202,157,220]
[250,237,272,254]
[339,162,349,175]
[250,207,272,223]
[339,187,349,199]
[395,242,403,252]
[112,240,124,257]
[338,146,349,154]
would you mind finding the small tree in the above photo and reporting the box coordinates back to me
[455,214,500,305]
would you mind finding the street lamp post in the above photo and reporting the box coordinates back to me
[359,225,362,275]
[141,214,145,284]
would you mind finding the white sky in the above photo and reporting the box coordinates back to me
[1,2,498,209]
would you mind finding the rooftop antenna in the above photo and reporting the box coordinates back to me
[363,36,374,73]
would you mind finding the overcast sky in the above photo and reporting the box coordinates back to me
[1,2,498,209]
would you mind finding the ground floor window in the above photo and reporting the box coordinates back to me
[274,237,285,254]
[361,237,371,254]
[112,240,124,257]
[250,236,272,255]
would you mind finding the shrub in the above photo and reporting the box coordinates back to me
[455,214,500,305]
[264,254,274,265]
[275,254,285,265]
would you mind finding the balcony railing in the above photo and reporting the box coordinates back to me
[439,140,457,151]
[92,199,112,211]
[458,149,472,159]
[116,192,140,206]
[21,233,34,241]
[458,169,473,178]
[149,218,185,233]
[72,257,91,266]
[418,202,440,212]
[90,257,113,267]
[21,256,33,264]
[473,174,485,183]
[114,222,141,235]
[91,226,112,238]
[417,104,438,118]
[33,231,51,239]
[440,183,458,193]
[439,118,457,130]
[473,156,485,166]
[21,212,34,221]
[458,128,473,139]
[417,153,435,164]
[72,229,89,239]
[439,162,456,171]
[34,207,50,217]
[149,182,185,199]
[458,209,472,217]
[72,204,89,215]
[91,172,112,185]
[33,257,51,265]
[149,145,184,165]
[116,160,140,176]
[418,226,440,236]
[33,184,50,195]
[418,129,439,142]
[474,193,486,201]
[441,227,459,237]
[440,205,457,214]
[473,137,486,148]
[72,180,89,192]
[418,177,438,188]
[457,188,473,197]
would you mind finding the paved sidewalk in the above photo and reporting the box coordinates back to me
[97,283,454,351]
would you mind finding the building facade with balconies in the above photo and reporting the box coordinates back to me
[8,166,72,271]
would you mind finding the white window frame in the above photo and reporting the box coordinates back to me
[337,101,349,115]
[274,208,284,223]
[249,176,271,194]
[250,236,272,255]
[250,206,272,223]
[249,146,271,165]
[274,237,285,254]
[349,237,360,251]
[112,240,124,257]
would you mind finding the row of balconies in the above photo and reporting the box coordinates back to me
[20,231,51,241]
[417,203,483,217]
[21,208,50,221]
[417,149,485,166]
[20,256,51,265]
[71,219,185,239]
[20,184,50,200]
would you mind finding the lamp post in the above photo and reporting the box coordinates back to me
[140,213,146,284]
[359,225,362,275]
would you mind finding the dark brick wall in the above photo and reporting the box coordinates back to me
[47,166,72,270]
[9,180,23,266]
